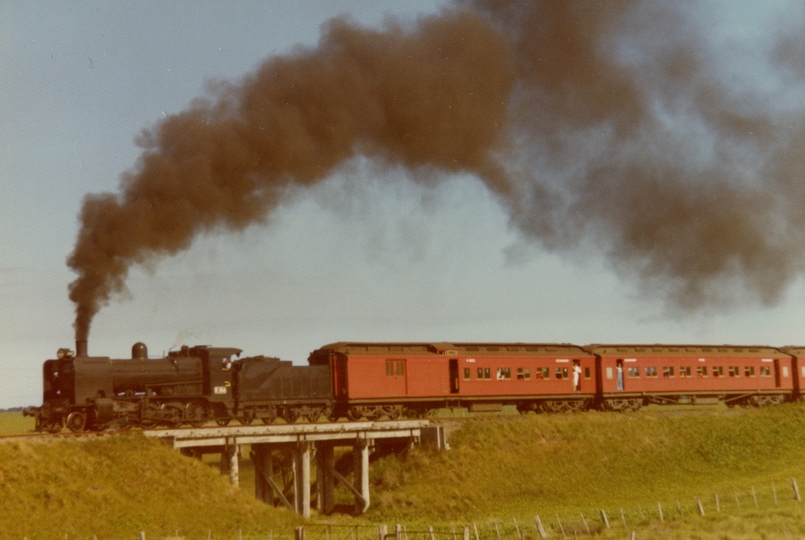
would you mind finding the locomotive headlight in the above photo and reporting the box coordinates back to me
[56,348,73,359]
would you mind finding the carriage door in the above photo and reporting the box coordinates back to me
[774,359,781,388]
[449,359,459,394]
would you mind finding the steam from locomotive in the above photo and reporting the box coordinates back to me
[67,1,805,340]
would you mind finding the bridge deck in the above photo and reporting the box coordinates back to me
[142,419,429,448]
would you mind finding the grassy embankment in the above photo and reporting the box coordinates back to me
[3,405,805,539]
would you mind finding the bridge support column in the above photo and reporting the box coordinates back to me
[316,443,335,514]
[292,442,312,518]
[354,439,370,513]
[226,442,239,487]
[252,444,276,505]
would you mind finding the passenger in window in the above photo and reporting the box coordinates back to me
[573,360,582,392]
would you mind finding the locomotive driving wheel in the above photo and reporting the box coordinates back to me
[185,401,208,428]
[66,411,86,432]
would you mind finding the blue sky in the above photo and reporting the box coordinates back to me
[2,1,805,408]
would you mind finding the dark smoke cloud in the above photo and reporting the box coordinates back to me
[68,10,515,340]
[69,1,805,339]
[470,0,805,309]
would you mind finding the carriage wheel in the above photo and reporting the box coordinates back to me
[283,408,301,424]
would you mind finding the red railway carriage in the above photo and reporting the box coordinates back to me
[308,342,596,419]
[587,344,794,410]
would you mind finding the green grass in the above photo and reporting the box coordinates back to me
[0,411,36,435]
[5,404,805,539]
[0,435,303,540]
[365,404,805,534]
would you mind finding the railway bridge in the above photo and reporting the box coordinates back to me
[143,420,440,517]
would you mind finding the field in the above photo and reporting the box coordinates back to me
[3,405,805,539]
[0,411,35,436]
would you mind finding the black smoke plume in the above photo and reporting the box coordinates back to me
[68,1,805,339]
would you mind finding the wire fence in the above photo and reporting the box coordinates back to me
[47,477,805,540]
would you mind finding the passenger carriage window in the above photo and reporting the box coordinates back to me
[696,366,708,377]
[555,367,568,379]
[783,366,790,377]
[535,367,549,380]
[496,368,512,380]
[584,367,591,379]
[385,360,394,376]
[516,367,531,380]
[745,366,755,377]
[801,366,805,377]
[464,367,471,380]
[760,366,771,377]
[680,366,691,378]
[484,368,491,379]
[645,367,658,378]
[396,360,405,376]
[627,367,640,378]
[606,367,613,379]
[712,366,723,377]
[662,367,674,378]
[728,366,739,377]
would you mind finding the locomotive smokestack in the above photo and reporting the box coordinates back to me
[76,339,88,357]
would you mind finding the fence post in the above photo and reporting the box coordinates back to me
[534,516,547,539]
[140,533,145,540]
[396,524,403,540]
[752,486,758,508]
[695,497,705,517]
[512,518,522,540]
[773,482,778,505]
[657,502,663,523]
[556,515,566,539]
[295,527,305,540]
[473,522,480,540]
[494,520,501,540]
[429,526,435,540]
[580,513,590,534]
[463,527,470,540]
[620,509,626,528]
[792,478,801,502]
[600,510,610,529]
[378,525,387,540]
[714,493,720,513]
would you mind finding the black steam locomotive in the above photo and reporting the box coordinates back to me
[24,340,332,432]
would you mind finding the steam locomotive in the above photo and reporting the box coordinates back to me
[24,339,805,433]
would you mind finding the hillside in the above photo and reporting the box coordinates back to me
[0,434,302,540]
[4,405,805,539]
[366,404,805,535]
